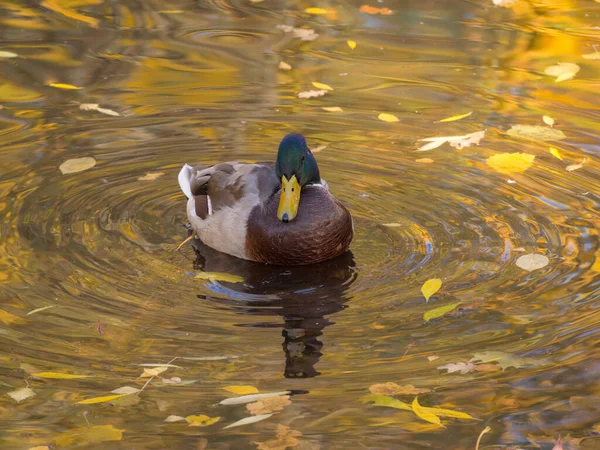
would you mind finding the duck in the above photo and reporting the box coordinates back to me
[178,133,353,265]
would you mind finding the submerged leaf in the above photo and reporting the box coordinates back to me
[55,425,123,447]
[223,413,273,429]
[424,301,461,322]
[195,272,243,283]
[553,435,563,450]
[305,7,327,14]
[32,372,90,379]
[544,62,580,82]
[421,278,442,302]
[507,125,565,141]
[515,253,549,271]
[59,157,96,175]
[8,387,36,403]
[438,111,472,123]
[185,414,221,427]
[369,382,431,396]
[247,395,291,415]
[298,90,327,99]
[219,391,291,405]
[223,385,259,395]
[111,386,140,395]
[278,61,292,70]
[412,397,442,426]
[418,404,474,420]
[256,424,302,450]
[0,51,18,58]
[486,153,535,174]
[378,113,399,123]
[165,415,186,422]
[549,147,563,160]
[77,394,128,404]
[312,82,333,91]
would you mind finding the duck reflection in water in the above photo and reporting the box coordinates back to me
[191,239,356,378]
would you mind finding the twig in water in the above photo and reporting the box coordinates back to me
[475,426,491,450]
[176,234,196,251]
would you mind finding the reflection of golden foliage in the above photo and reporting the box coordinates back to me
[41,0,102,28]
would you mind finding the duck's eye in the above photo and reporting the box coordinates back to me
[291,187,295,192]
[300,156,305,164]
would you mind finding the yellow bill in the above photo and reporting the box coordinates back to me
[277,175,301,222]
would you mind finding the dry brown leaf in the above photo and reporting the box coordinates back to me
[566,158,586,172]
[369,382,431,396]
[256,424,302,450]
[360,5,393,14]
[246,395,291,415]
[298,90,327,99]
[473,363,501,372]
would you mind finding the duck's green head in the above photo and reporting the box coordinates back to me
[275,133,321,223]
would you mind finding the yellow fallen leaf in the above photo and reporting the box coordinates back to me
[278,61,292,70]
[421,278,442,302]
[486,153,535,174]
[185,414,221,426]
[543,115,554,127]
[312,82,333,91]
[195,272,243,283]
[41,0,99,28]
[223,385,259,395]
[424,301,462,322]
[77,394,128,405]
[347,40,356,49]
[322,106,343,112]
[516,253,549,271]
[549,147,563,160]
[378,113,399,123]
[305,7,327,14]
[59,157,96,175]
[415,158,434,163]
[544,62,580,82]
[412,397,442,426]
[32,372,90,379]
[140,366,169,377]
[417,130,485,151]
[55,425,123,447]
[138,172,164,181]
[506,125,565,141]
[438,111,472,123]
[48,82,82,90]
[8,387,36,403]
[566,158,586,172]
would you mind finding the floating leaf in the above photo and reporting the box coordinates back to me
[140,366,169,377]
[138,172,164,181]
[32,372,90,379]
[359,394,412,411]
[312,82,333,91]
[41,0,99,27]
[311,145,326,153]
[566,158,586,172]
[471,350,551,371]
[223,385,259,395]
[417,130,485,151]
[369,382,431,396]
[298,90,327,99]
[77,394,128,404]
[412,397,442,426]
[26,305,56,316]
[80,103,120,117]
[438,362,476,374]
[424,301,461,322]
[515,253,549,271]
[582,52,600,60]
[305,7,327,14]
[219,391,291,405]
[415,158,434,163]
[247,395,291,415]
[0,51,18,58]
[195,272,243,283]
[347,40,356,49]
[492,0,518,7]
[438,111,472,123]
[544,62,580,82]
[278,61,292,70]
[186,414,221,427]
[59,157,96,175]
[28,447,50,450]
[359,5,393,14]
[427,356,439,362]
[543,115,554,127]
[507,125,566,141]
[549,147,563,160]
[322,106,343,112]
[421,278,442,302]
[55,425,123,447]
[111,386,140,395]
[378,113,399,123]
[8,387,36,403]
[49,82,82,90]
[165,415,186,422]
[486,153,535,174]
[223,414,273,429]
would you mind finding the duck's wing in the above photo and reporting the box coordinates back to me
[179,162,278,219]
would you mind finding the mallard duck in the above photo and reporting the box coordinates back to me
[178,134,353,265]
